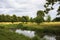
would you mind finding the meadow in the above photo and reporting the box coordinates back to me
[0,22,60,40]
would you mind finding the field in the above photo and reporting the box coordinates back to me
[0,22,60,40]
[0,22,60,29]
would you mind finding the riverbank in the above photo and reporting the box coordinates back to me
[0,22,60,40]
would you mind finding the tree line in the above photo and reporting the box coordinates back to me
[0,10,47,23]
[0,10,60,24]
[0,14,30,23]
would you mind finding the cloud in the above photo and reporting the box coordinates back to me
[0,0,59,18]
[0,0,46,18]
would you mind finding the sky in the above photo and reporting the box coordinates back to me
[0,0,60,20]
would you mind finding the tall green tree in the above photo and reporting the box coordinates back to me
[34,17,44,24]
[35,10,45,24]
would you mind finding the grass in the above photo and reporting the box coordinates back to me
[0,29,31,40]
[0,22,60,40]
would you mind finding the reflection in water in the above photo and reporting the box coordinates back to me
[15,29,35,38]
[43,35,56,40]
[15,29,57,40]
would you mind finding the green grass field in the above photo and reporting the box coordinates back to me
[0,22,60,40]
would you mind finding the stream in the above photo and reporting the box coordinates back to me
[15,29,57,40]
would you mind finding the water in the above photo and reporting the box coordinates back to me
[43,35,56,40]
[15,29,56,40]
[15,29,35,38]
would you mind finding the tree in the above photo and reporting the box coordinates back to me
[5,15,11,22]
[1,14,5,22]
[46,15,51,22]
[53,17,60,22]
[44,0,60,22]
[0,15,2,22]
[34,10,45,24]
[37,10,45,17]
[17,17,22,22]
[11,15,17,23]
[34,17,44,24]
[21,16,29,23]
[30,17,34,23]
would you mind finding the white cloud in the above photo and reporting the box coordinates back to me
[0,0,46,18]
[0,0,59,18]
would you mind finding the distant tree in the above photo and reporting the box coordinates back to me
[30,17,34,23]
[5,15,11,22]
[1,14,5,22]
[53,17,60,22]
[37,10,45,17]
[46,15,51,22]
[34,16,44,24]
[17,17,22,22]
[0,15,2,22]
[11,15,17,23]
[34,10,45,24]
[21,16,29,23]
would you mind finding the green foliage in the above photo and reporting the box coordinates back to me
[34,17,44,24]
[53,17,60,22]
[0,14,5,22]
[46,15,51,22]
[30,18,34,22]
[17,17,22,22]
[44,0,60,21]
[34,10,45,24]
[21,16,29,23]
[5,15,11,22]
[57,6,60,15]
[37,10,45,17]
[11,15,18,23]
[0,14,30,23]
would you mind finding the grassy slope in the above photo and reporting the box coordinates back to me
[0,29,31,40]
